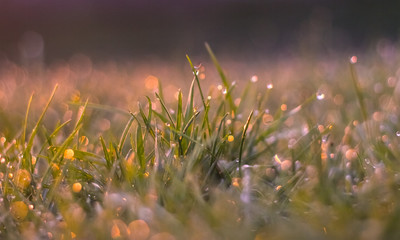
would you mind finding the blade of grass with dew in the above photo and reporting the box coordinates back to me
[186,56,207,111]
[205,42,236,113]
[186,55,211,135]
[23,84,58,170]
[239,110,253,177]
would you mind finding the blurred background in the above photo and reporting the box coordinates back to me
[1,0,400,63]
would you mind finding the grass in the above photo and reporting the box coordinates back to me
[1,44,400,240]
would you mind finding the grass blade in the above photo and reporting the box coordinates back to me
[24,84,58,170]
[205,42,235,113]
[118,115,135,155]
[349,62,368,122]
[136,122,146,172]
[239,110,253,177]
[184,79,195,123]
[155,92,176,129]
[21,92,34,147]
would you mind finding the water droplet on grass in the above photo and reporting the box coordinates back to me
[350,56,358,64]
[267,83,273,89]
[317,92,325,100]
[396,131,400,137]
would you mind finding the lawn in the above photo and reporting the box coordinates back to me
[1,44,400,239]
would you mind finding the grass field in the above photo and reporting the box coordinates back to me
[1,44,400,239]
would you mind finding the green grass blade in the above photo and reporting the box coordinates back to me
[37,119,72,158]
[138,101,155,139]
[136,123,146,172]
[118,115,135,155]
[239,110,253,177]
[184,79,195,123]
[349,62,368,122]
[176,89,183,131]
[205,42,235,113]
[211,113,229,165]
[24,84,58,170]
[21,92,34,147]
[182,111,200,135]
[155,92,176,129]
[186,55,207,111]
[100,136,112,169]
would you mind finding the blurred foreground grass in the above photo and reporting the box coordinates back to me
[1,45,400,239]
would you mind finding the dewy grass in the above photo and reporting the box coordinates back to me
[1,47,400,239]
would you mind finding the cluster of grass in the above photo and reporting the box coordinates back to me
[1,44,400,240]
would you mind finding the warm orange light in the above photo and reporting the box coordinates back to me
[72,182,82,193]
[64,149,74,159]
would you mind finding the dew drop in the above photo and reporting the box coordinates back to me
[267,83,273,89]
[396,131,400,137]
[316,92,325,100]
[251,75,258,83]
[350,56,358,64]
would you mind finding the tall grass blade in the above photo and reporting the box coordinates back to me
[186,55,207,111]
[136,123,146,172]
[24,84,58,170]
[239,110,253,176]
[349,62,368,122]
[205,42,235,113]
[118,115,135,155]
[21,93,34,147]
[138,100,155,139]
[155,92,176,129]
[100,136,112,169]
[184,79,195,123]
